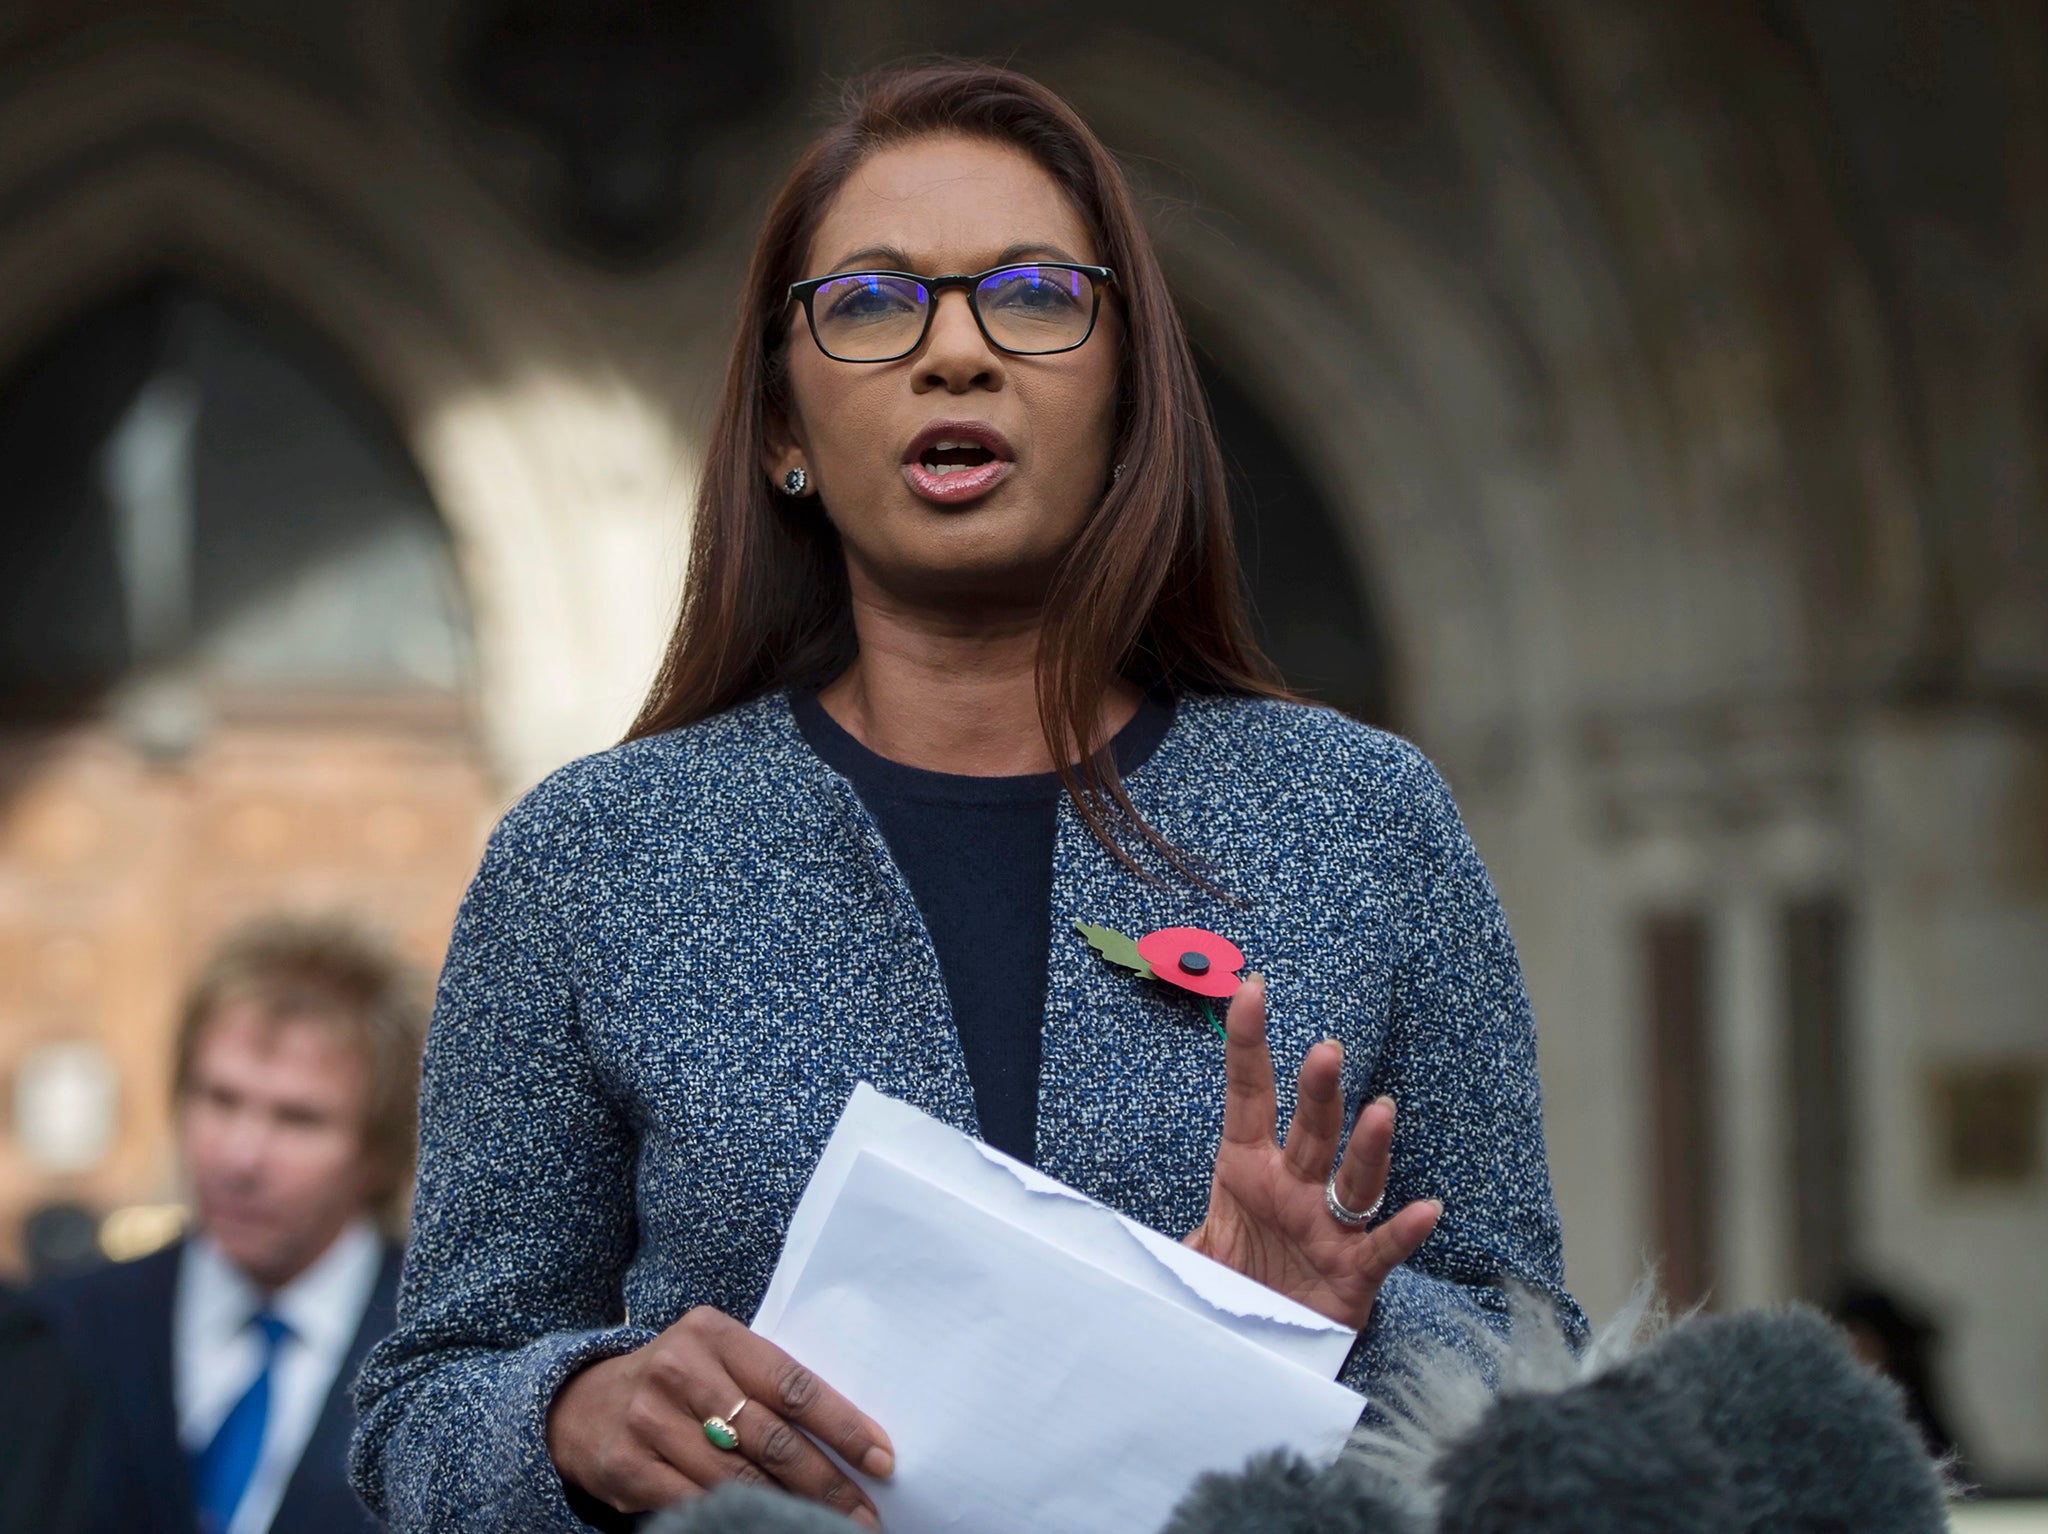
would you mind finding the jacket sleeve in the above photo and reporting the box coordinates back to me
[349,777,654,1532]
[1339,742,1586,1409]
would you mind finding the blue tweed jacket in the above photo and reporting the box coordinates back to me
[351,690,1582,1532]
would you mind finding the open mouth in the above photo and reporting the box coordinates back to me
[902,420,1015,505]
[918,440,998,478]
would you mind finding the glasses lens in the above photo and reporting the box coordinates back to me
[976,265,1096,354]
[810,273,929,360]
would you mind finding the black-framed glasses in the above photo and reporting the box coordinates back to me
[787,262,1115,363]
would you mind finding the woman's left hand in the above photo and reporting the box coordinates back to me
[1184,974,1441,1330]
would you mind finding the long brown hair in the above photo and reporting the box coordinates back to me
[627,61,1288,869]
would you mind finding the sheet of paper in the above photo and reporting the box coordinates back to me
[754,1082,1357,1377]
[759,1148,1367,1534]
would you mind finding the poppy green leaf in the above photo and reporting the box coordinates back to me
[1073,918,1155,978]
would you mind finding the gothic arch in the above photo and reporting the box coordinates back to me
[1048,33,1659,782]
[1047,12,1932,784]
[0,35,690,783]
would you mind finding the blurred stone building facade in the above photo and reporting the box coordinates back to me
[0,0,2042,1484]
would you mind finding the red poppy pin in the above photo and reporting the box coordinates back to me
[1073,919,1244,1040]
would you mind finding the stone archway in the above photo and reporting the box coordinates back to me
[0,273,503,1269]
[0,33,694,785]
[1050,11,1931,766]
[0,32,690,1266]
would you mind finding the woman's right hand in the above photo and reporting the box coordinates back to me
[545,1305,894,1526]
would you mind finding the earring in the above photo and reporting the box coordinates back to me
[781,466,808,496]
[1112,462,1126,483]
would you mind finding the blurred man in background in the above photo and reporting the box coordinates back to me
[32,916,425,1534]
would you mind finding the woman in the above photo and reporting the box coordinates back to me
[352,62,1581,1533]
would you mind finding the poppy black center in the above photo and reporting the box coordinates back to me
[1178,950,1210,976]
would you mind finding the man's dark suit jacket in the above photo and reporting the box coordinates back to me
[33,1237,401,1534]
[0,1280,102,1534]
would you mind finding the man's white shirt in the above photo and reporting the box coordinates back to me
[174,1219,383,1534]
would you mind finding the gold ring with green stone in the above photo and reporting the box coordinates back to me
[702,1398,747,1451]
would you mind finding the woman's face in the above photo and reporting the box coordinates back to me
[769,133,1121,612]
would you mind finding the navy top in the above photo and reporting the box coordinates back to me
[789,691,1173,1163]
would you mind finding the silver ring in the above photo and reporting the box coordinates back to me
[1325,1173,1384,1228]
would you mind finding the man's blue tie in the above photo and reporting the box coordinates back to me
[191,1311,291,1534]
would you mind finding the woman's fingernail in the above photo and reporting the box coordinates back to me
[1428,1199,1444,1217]
[863,1445,895,1478]
[1375,1095,1395,1111]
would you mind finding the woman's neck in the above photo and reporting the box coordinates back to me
[816,596,1139,776]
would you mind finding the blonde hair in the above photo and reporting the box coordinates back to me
[172,914,427,1231]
